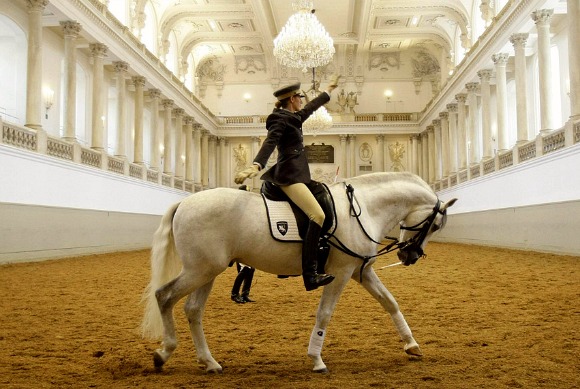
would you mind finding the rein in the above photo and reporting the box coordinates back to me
[325,183,442,281]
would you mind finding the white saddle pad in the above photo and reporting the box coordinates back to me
[261,195,302,242]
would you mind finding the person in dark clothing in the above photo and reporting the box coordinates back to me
[234,75,341,291]
[231,262,255,304]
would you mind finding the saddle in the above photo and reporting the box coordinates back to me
[261,180,337,277]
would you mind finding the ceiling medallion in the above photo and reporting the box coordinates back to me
[273,0,335,73]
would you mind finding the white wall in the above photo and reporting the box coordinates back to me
[0,145,189,263]
[434,144,580,255]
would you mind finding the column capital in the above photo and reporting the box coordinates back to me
[60,20,81,37]
[193,123,203,131]
[492,53,510,65]
[432,118,441,128]
[348,134,357,141]
[148,88,161,99]
[465,82,479,93]
[113,61,129,73]
[161,99,174,109]
[27,0,49,11]
[339,134,348,142]
[531,9,554,25]
[446,103,458,112]
[172,107,185,117]
[132,76,146,87]
[184,116,195,125]
[426,125,434,133]
[375,134,384,142]
[89,43,108,58]
[509,32,529,48]
[439,111,449,120]
[251,136,261,142]
[477,69,493,81]
[455,93,467,103]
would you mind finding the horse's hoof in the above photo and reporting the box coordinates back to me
[314,368,329,374]
[206,367,223,374]
[404,345,423,357]
[153,350,166,370]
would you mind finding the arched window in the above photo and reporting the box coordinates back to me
[0,15,27,124]
[142,1,158,55]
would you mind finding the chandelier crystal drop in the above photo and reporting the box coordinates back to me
[273,1,335,73]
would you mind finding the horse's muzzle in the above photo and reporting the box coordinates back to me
[397,246,424,266]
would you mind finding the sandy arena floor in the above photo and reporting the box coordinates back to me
[0,242,578,388]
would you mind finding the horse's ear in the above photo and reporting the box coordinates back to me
[441,198,458,211]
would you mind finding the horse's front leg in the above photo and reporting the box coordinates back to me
[356,266,423,357]
[184,280,223,374]
[308,272,350,373]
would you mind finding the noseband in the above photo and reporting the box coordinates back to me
[397,200,444,262]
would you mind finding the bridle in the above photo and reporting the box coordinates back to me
[324,183,446,281]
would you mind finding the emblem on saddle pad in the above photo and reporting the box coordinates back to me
[276,221,289,236]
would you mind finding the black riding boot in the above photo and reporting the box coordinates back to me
[302,221,335,291]
[240,267,255,303]
[231,269,245,304]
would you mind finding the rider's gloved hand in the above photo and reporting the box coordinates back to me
[234,164,260,184]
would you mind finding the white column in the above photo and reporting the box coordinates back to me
[569,0,580,119]
[439,112,450,178]
[465,82,480,165]
[193,125,202,189]
[446,103,458,174]
[208,135,217,189]
[427,126,435,183]
[161,99,174,174]
[89,43,108,150]
[348,135,356,177]
[339,135,347,179]
[173,108,184,178]
[478,68,494,159]
[492,54,510,151]
[421,131,429,181]
[219,137,228,187]
[60,20,81,142]
[132,76,146,164]
[148,89,161,170]
[184,116,194,182]
[532,9,555,132]
[25,0,49,131]
[410,135,419,175]
[113,61,129,158]
[201,129,209,188]
[376,135,385,172]
[432,119,442,181]
[455,93,468,170]
[510,33,530,143]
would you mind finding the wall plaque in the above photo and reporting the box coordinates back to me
[305,144,334,163]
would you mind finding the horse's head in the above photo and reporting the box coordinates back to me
[397,198,457,266]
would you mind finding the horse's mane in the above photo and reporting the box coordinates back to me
[333,172,433,193]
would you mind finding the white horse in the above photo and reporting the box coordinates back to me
[142,172,457,373]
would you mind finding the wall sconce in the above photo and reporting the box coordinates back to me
[243,93,251,103]
[43,87,54,119]
[384,89,393,101]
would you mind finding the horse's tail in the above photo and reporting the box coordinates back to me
[141,201,182,340]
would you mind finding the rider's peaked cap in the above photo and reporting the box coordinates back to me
[274,83,301,100]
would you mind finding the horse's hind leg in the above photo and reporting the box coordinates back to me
[184,280,223,374]
[153,273,197,369]
[357,267,423,357]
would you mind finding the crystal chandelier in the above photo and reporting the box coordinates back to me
[273,1,335,73]
[303,68,332,136]
[303,105,332,136]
